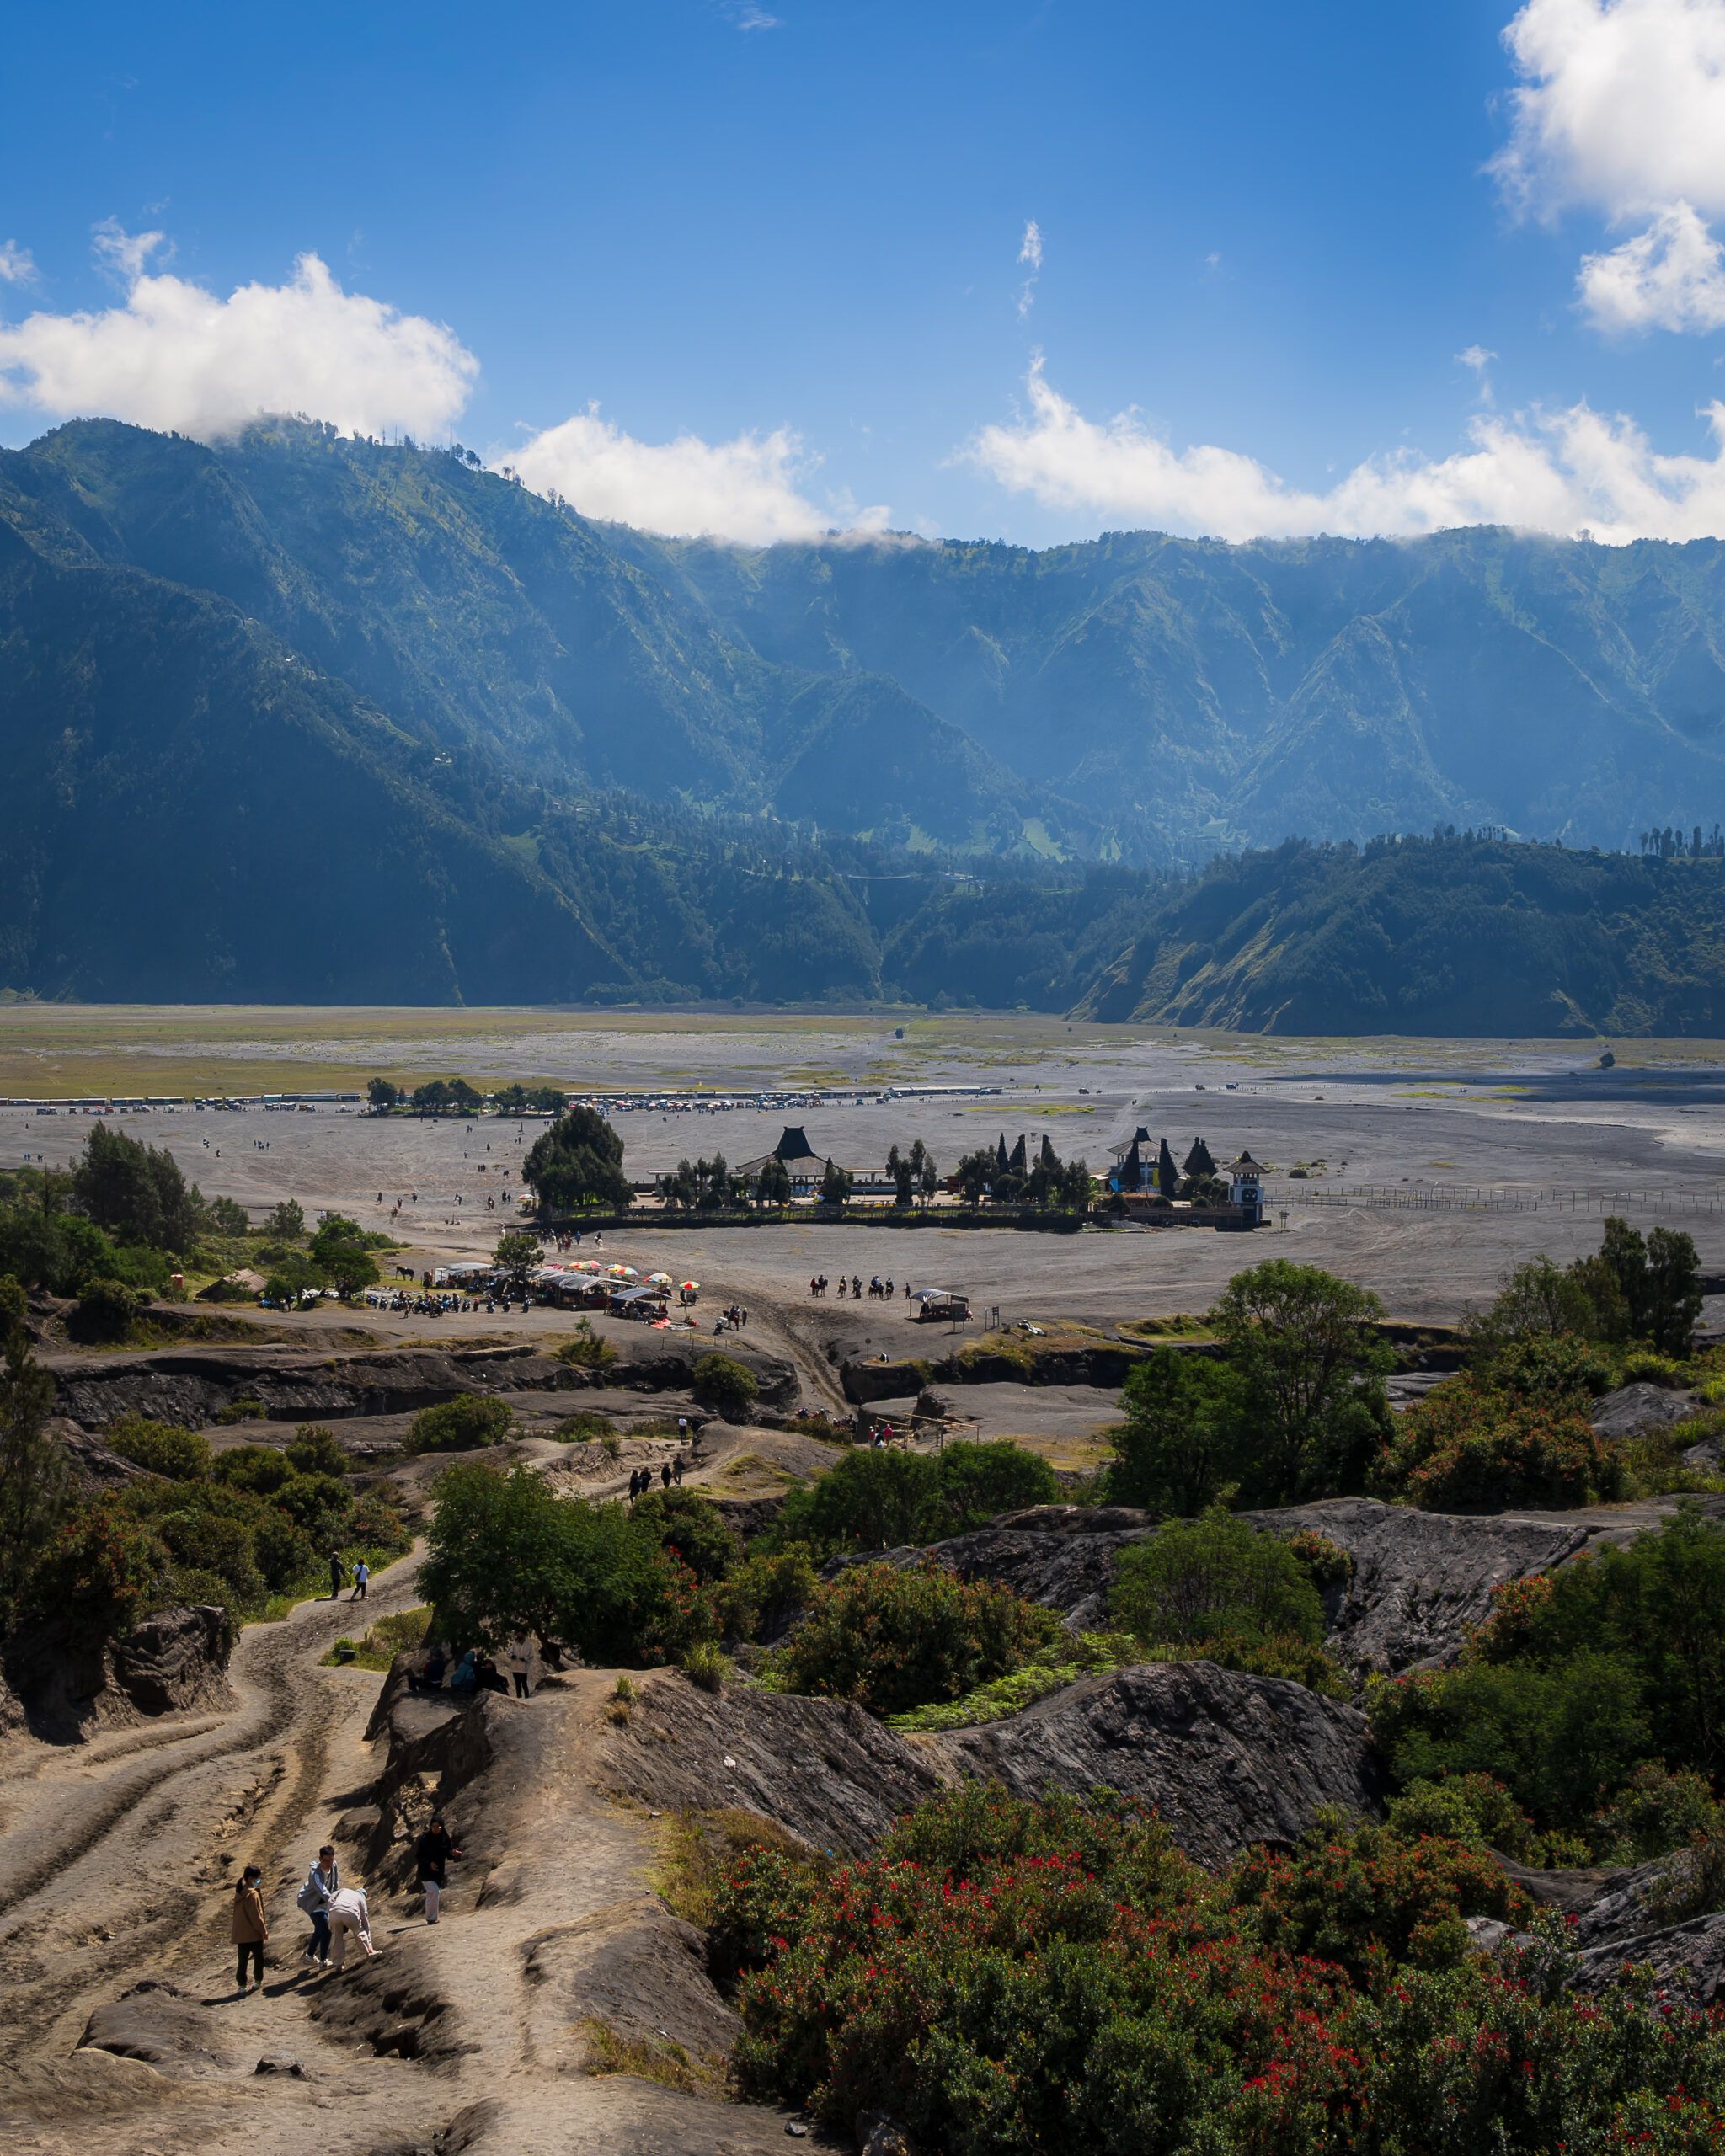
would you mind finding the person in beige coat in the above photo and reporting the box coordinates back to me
[326,1882,380,1970]
[231,1864,268,1990]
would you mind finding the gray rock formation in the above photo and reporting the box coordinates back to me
[2,1601,232,1741]
[932,1661,1383,1866]
[50,1335,795,1430]
[1590,1383,1702,1442]
[1244,1497,1595,1671]
[832,1504,1156,1634]
[595,1674,945,1856]
[79,1982,234,2074]
[1514,1851,1725,2004]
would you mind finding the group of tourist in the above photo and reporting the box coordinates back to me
[228,1817,463,1992]
[627,1456,686,1500]
[809,1274,900,1300]
[406,1634,535,1701]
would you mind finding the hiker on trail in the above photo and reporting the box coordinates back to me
[325,1883,378,1969]
[677,1415,688,1446]
[328,1550,346,1599]
[350,1559,370,1603]
[416,1815,462,1924]
[506,1634,532,1699]
[660,1460,672,1489]
[298,1844,339,1966]
[671,1454,684,1485]
[232,1864,268,1991]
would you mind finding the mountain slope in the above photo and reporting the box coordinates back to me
[1071,837,1725,1035]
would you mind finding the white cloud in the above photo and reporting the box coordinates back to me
[1016,218,1043,318]
[508,406,886,544]
[91,219,168,285]
[0,239,478,440]
[725,2,780,26]
[1456,344,1498,405]
[1578,197,1725,327]
[1496,0,1725,218]
[961,356,1725,544]
[0,240,36,286]
[1496,2,1725,338]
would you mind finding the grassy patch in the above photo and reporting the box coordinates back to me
[578,2016,729,2097]
[885,1630,1138,1733]
[649,1805,814,1930]
[320,1604,431,1669]
[1119,1313,1215,1342]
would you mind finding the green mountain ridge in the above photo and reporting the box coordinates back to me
[3,417,1725,1029]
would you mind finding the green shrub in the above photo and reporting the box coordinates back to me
[73,1276,142,1342]
[1370,1374,1624,1510]
[715,1545,817,1640]
[1590,1761,1725,1865]
[692,1353,759,1421]
[772,1441,1058,1556]
[286,1425,345,1475]
[271,1470,354,1547]
[154,1507,266,1609]
[629,1487,739,1584]
[1113,1510,1327,1656]
[554,1410,619,1442]
[27,1501,168,1641]
[250,1509,318,1592]
[168,1563,245,1626]
[106,1415,211,1481]
[208,1443,294,1494]
[1282,1525,1355,1592]
[770,1561,1062,1715]
[1384,1773,1539,1863]
[554,1319,617,1371]
[212,1396,266,1424]
[407,1394,515,1454]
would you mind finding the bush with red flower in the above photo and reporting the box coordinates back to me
[714,1786,1725,2155]
[1370,1374,1624,1512]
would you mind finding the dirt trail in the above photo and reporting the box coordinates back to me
[0,1474,816,2154]
[0,1545,425,2063]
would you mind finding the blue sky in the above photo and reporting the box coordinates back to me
[8,0,1725,544]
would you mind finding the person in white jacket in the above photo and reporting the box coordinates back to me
[326,1883,380,1970]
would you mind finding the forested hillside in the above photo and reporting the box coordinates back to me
[4,417,1725,1025]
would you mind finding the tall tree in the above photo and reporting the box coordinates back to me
[1156,1138,1179,1199]
[523,1106,631,1214]
[0,1275,65,1621]
[71,1121,200,1251]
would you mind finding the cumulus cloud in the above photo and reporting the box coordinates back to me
[508,406,886,544]
[1495,0,1725,218]
[1016,219,1044,318]
[0,241,36,286]
[961,356,1725,544]
[0,235,478,440]
[1495,1,1725,335]
[1578,198,1725,327]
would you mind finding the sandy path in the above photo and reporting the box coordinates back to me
[0,1544,425,2063]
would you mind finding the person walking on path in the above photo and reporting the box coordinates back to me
[328,1550,346,1600]
[660,1460,672,1489]
[326,1883,378,1969]
[298,1844,339,1966]
[349,1559,370,1603]
[232,1865,268,1991]
[505,1635,532,1700]
[415,1815,462,1924]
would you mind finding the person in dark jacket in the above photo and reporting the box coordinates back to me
[415,1814,462,1924]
